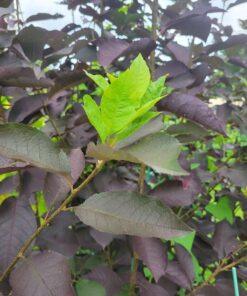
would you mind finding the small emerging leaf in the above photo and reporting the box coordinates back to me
[86,71,109,91]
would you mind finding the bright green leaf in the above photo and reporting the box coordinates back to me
[141,75,167,105]
[100,54,150,134]
[83,94,107,142]
[114,111,159,143]
[173,231,195,252]
[206,196,234,224]
[75,279,106,296]
[86,72,109,91]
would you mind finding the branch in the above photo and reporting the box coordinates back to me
[0,160,105,282]
[149,0,158,79]
[189,244,247,295]
[129,163,146,295]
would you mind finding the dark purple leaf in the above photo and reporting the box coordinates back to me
[195,285,219,296]
[0,31,14,48]
[97,38,129,68]
[79,169,137,199]
[155,61,188,80]
[228,0,247,9]
[44,148,84,207]
[133,237,167,282]
[89,228,114,249]
[158,93,226,135]
[26,13,64,23]
[0,175,19,195]
[20,167,46,198]
[150,180,194,207]
[218,164,247,187]
[97,37,155,67]
[216,103,234,125]
[14,26,48,62]
[85,266,123,295]
[0,155,28,173]
[167,72,196,89]
[165,15,212,42]
[167,41,190,66]
[37,212,79,257]
[139,281,170,296]
[190,63,211,87]
[212,220,240,259]
[175,244,194,283]
[164,261,191,288]
[8,94,47,122]
[228,56,247,68]
[0,198,36,273]
[9,251,74,296]
[192,1,225,14]
[206,34,247,54]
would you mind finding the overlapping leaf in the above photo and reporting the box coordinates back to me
[0,123,70,175]
[75,191,192,239]
[87,132,187,176]
[9,251,74,296]
[0,198,36,273]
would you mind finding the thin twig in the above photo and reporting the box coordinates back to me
[129,163,146,295]
[149,0,158,79]
[189,244,247,295]
[15,0,21,33]
[0,160,105,282]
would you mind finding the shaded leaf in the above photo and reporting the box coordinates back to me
[0,155,28,173]
[0,198,36,273]
[133,237,167,282]
[164,261,191,288]
[89,229,114,249]
[0,123,70,175]
[166,15,211,42]
[14,26,48,62]
[167,41,190,66]
[158,93,226,135]
[218,164,247,187]
[97,38,129,68]
[9,251,74,296]
[116,115,164,149]
[37,212,79,257]
[85,266,123,296]
[26,13,64,23]
[75,191,192,239]
[206,34,247,54]
[8,94,47,122]
[150,180,194,207]
[44,148,84,207]
[212,221,240,259]
[76,279,106,296]
[88,133,187,176]
[175,244,194,284]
